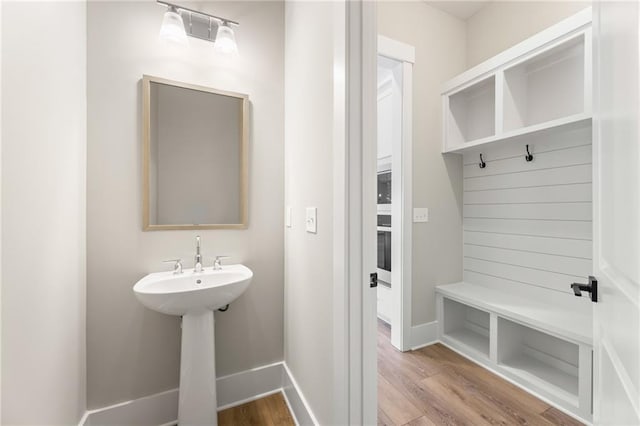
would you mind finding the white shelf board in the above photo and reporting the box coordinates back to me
[443,113,591,154]
[444,328,490,358]
[500,353,579,406]
[436,282,592,345]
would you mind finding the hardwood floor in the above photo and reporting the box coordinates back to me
[218,392,295,426]
[377,320,584,426]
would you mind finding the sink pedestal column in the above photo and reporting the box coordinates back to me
[179,311,217,425]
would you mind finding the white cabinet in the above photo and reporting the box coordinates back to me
[442,8,592,153]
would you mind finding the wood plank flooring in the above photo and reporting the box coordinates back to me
[377,320,584,426]
[218,392,295,426]
[217,321,583,425]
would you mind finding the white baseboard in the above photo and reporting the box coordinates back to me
[81,388,178,426]
[282,363,319,425]
[410,320,438,350]
[80,361,316,426]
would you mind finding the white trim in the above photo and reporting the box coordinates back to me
[80,388,178,426]
[338,1,379,425]
[282,363,320,425]
[376,37,414,354]
[410,321,439,350]
[215,361,284,408]
[331,1,349,425]
[79,362,316,426]
[378,35,415,64]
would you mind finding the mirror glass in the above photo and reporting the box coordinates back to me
[143,75,248,230]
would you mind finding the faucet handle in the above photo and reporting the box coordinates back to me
[213,256,230,270]
[163,259,183,274]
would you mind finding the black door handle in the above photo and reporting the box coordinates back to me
[370,272,378,288]
[570,276,598,303]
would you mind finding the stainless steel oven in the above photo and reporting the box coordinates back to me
[377,170,392,206]
[377,214,391,284]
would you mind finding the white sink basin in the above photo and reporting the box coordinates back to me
[132,264,252,425]
[133,264,252,315]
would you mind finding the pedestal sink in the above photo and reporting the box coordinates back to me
[133,264,253,425]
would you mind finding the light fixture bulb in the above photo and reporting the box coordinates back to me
[159,6,188,45]
[214,22,238,56]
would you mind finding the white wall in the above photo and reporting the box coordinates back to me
[284,2,338,424]
[466,1,591,67]
[87,1,284,409]
[378,1,467,326]
[1,2,87,424]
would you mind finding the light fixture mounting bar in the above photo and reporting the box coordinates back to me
[156,0,239,26]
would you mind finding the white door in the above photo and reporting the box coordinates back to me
[592,2,640,424]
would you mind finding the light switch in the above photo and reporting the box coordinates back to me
[306,207,317,233]
[413,207,429,223]
[285,206,292,228]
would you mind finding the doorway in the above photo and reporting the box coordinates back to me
[376,35,414,352]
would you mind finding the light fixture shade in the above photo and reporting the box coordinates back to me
[214,22,238,56]
[159,7,188,45]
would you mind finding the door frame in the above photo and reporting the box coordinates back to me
[378,35,415,352]
[332,1,378,424]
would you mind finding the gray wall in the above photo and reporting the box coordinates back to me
[1,2,87,423]
[378,1,467,325]
[284,1,337,424]
[466,1,590,67]
[87,1,284,409]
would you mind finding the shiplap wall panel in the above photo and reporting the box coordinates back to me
[465,203,592,221]
[463,145,591,178]
[464,231,592,259]
[463,126,592,300]
[464,183,592,204]
[464,245,592,277]
[464,218,592,240]
[465,258,584,291]
[464,164,592,191]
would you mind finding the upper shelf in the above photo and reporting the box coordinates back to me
[442,8,592,154]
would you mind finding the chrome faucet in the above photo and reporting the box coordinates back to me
[194,236,203,272]
[213,255,230,270]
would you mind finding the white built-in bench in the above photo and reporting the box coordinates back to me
[436,282,592,423]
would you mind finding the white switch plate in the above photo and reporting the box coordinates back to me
[413,207,429,223]
[285,206,292,228]
[306,207,317,233]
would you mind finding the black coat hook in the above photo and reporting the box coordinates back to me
[525,144,534,162]
[479,153,486,169]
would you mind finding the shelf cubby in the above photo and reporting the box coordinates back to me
[441,8,592,154]
[497,317,580,406]
[442,298,490,358]
[446,76,496,146]
[503,34,586,132]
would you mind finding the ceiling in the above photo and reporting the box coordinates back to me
[425,1,490,20]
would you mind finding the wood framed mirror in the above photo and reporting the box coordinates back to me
[142,75,249,230]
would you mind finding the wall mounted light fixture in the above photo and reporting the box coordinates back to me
[157,1,239,55]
